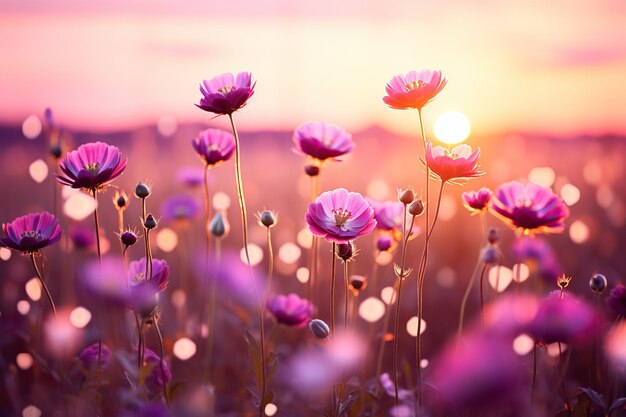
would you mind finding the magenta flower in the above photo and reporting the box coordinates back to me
[490,181,569,235]
[267,293,313,327]
[1,211,62,253]
[77,342,112,371]
[128,257,171,293]
[383,70,447,110]
[196,72,255,115]
[425,141,485,183]
[367,199,404,231]
[292,121,355,163]
[305,188,377,244]
[57,142,126,191]
[192,128,236,167]
[143,347,172,390]
[606,285,626,316]
[160,194,201,222]
[462,187,492,215]
[176,166,205,187]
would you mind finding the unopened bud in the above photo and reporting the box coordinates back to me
[408,199,424,217]
[135,182,151,199]
[305,165,320,177]
[309,319,331,339]
[50,144,62,159]
[209,212,229,238]
[120,229,139,247]
[589,273,607,294]
[398,188,415,205]
[144,214,158,230]
[376,235,393,252]
[480,246,500,265]
[349,275,367,292]
[487,227,499,245]
[258,210,277,228]
[336,242,356,262]
[113,190,129,211]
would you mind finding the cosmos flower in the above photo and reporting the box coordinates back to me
[462,188,492,215]
[305,188,377,244]
[490,181,569,235]
[1,211,62,253]
[367,199,404,231]
[424,141,485,183]
[77,342,112,371]
[160,194,202,222]
[127,257,171,316]
[267,293,313,328]
[143,347,172,390]
[192,128,236,167]
[196,72,255,115]
[69,224,96,250]
[383,70,447,110]
[292,121,355,163]
[57,142,126,191]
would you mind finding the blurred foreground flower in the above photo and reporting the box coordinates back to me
[128,257,171,317]
[57,141,127,191]
[1,211,62,253]
[160,194,201,222]
[462,187,492,215]
[424,141,485,183]
[383,70,447,110]
[196,72,255,115]
[267,293,313,327]
[305,188,376,243]
[292,121,354,164]
[490,181,569,235]
[142,347,172,392]
[606,284,626,316]
[77,342,112,371]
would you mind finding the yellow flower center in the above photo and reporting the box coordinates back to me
[218,86,235,94]
[332,208,352,227]
[83,162,100,174]
[405,80,425,90]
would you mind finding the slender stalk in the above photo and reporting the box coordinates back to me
[457,258,482,340]
[330,242,337,335]
[205,238,221,382]
[198,164,212,338]
[531,345,537,410]
[29,253,56,317]
[343,260,349,333]
[478,263,488,330]
[307,173,320,303]
[91,189,103,415]
[228,113,266,416]
[154,319,170,406]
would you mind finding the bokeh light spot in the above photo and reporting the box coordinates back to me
[22,405,41,417]
[433,111,471,145]
[173,337,197,361]
[69,306,92,328]
[380,286,397,305]
[25,278,42,301]
[156,228,178,252]
[528,167,556,188]
[17,300,30,315]
[212,192,231,211]
[16,353,34,370]
[240,243,263,266]
[296,227,313,249]
[437,266,456,288]
[157,115,178,137]
[513,334,534,356]
[406,316,427,337]
[512,263,530,283]
[296,267,310,283]
[366,179,390,200]
[264,403,278,417]
[376,250,393,266]
[569,220,590,244]
[278,242,301,264]
[547,342,567,357]
[0,247,12,261]
[358,297,386,323]
[64,192,97,221]
[171,289,186,308]
[29,159,49,183]
[22,115,42,139]
[560,183,580,206]
[488,266,513,292]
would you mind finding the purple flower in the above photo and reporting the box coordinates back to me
[69,224,96,250]
[367,199,404,231]
[77,342,112,371]
[128,257,171,294]
[490,181,569,235]
[160,194,201,222]
[306,188,377,244]
[192,128,235,167]
[143,347,171,390]
[1,211,62,253]
[512,236,562,282]
[79,257,128,306]
[196,72,255,115]
[606,285,626,316]
[462,187,492,215]
[292,121,355,162]
[176,166,205,187]
[529,291,603,345]
[57,142,126,190]
[267,293,313,328]
[376,234,393,251]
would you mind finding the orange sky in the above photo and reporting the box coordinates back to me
[1,1,625,136]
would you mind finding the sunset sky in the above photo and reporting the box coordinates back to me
[1,0,625,136]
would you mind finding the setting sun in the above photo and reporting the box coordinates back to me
[433,111,471,145]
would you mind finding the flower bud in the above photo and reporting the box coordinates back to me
[144,214,158,230]
[397,188,415,205]
[50,144,62,159]
[135,182,151,199]
[589,273,607,294]
[309,319,331,339]
[349,275,367,292]
[408,199,424,217]
[209,211,229,238]
[376,235,393,252]
[305,165,320,177]
[259,210,277,228]
[113,190,129,211]
[487,227,499,245]
[120,229,139,247]
[336,242,356,262]
[480,246,500,265]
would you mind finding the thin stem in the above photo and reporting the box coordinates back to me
[91,189,103,415]
[557,342,570,412]
[198,164,212,337]
[228,113,266,416]
[479,263,488,331]
[154,319,170,406]
[262,227,275,315]
[205,238,221,382]
[531,345,537,411]
[29,253,56,317]
[457,257,482,340]
[330,242,337,336]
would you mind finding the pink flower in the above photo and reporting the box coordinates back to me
[383,70,447,110]
[57,142,126,191]
[489,181,569,235]
[424,141,485,183]
[1,211,62,253]
[305,188,377,244]
[192,128,235,167]
[462,188,492,214]
[267,293,313,327]
[196,72,255,115]
[292,121,355,163]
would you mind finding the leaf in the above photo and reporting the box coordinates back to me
[338,389,361,416]
[245,329,262,389]
[309,404,331,417]
[578,387,606,410]
[609,397,626,416]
